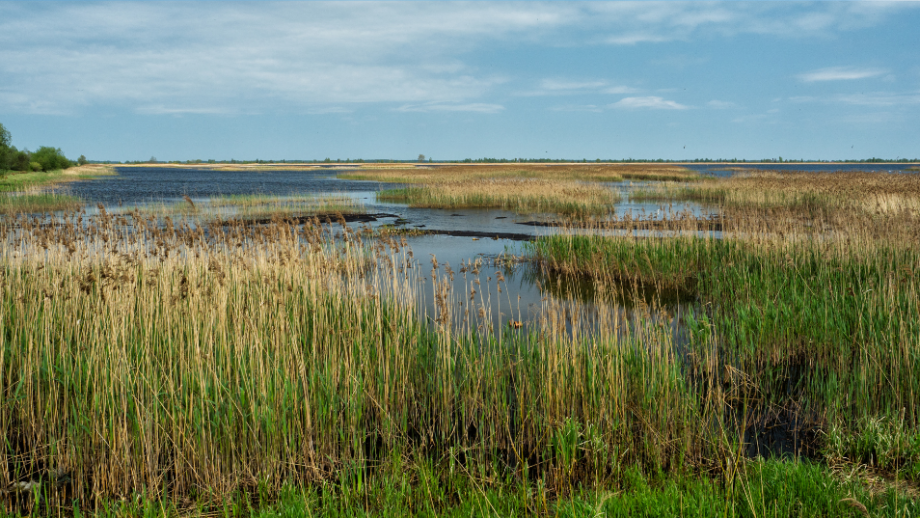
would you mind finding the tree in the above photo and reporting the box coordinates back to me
[418,154,425,162]
[0,123,10,149]
[32,146,72,171]
[78,155,88,166]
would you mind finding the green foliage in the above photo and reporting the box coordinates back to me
[31,145,72,171]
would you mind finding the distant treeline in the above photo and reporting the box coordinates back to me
[0,123,85,173]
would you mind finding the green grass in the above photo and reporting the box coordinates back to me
[61,460,915,517]
[0,167,115,193]
[529,232,920,478]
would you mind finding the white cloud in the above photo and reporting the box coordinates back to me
[609,96,689,110]
[798,66,887,82]
[518,78,638,97]
[0,2,914,115]
[790,91,920,106]
[395,103,505,114]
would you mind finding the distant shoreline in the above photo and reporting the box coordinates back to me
[115,161,920,171]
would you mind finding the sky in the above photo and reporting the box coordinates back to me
[1,1,919,162]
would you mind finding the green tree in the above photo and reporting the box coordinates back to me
[418,153,425,162]
[31,146,73,171]
[0,123,10,149]
[77,155,88,166]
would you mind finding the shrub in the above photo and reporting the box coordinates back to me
[31,146,72,171]
[29,161,42,171]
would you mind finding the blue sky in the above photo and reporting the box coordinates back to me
[1,1,918,161]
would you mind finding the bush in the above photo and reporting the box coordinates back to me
[11,149,31,171]
[29,161,42,172]
[31,146,72,171]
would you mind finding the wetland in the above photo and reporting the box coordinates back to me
[2,163,919,516]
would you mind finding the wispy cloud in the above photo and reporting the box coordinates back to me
[609,96,689,110]
[395,102,505,114]
[707,100,737,109]
[519,79,637,97]
[0,2,914,116]
[791,91,920,107]
[798,66,887,82]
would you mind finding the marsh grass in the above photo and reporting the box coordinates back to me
[345,164,697,216]
[377,179,620,217]
[528,195,920,484]
[0,193,83,215]
[0,165,116,193]
[631,170,920,216]
[123,194,365,219]
[339,163,698,184]
[3,179,920,515]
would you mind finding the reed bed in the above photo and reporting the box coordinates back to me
[529,199,920,484]
[340,163,698,184]
[121,194,365,220]
[2,193,919,514]
[632,170,920,216]
[0,208,734,515]
[378,179,620,217]
[346,164,696,216]
[0,194,83,215]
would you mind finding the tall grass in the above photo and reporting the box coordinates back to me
[339,163,699,183]
[124,194,365,219]
[0,193,83,214]
[378,179,620,217]
[0,209,725,514]
[344,163,696,216]
[632,170,920,216]
[2,184,920,514]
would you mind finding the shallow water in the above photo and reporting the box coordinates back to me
[57,166,705,335]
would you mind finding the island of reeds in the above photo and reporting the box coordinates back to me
[1,168,919,517]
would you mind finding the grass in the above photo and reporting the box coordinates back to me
[0,193,83,214]
[339,163,698,184]
[123,193,365,219]
[77,459,912,517]
[0,165,116,193]
[3,168,920,516]
[342,164,698,216]
[629,170,920,216]
[377,181,620,217]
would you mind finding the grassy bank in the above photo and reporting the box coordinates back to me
[0,165,116,193]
